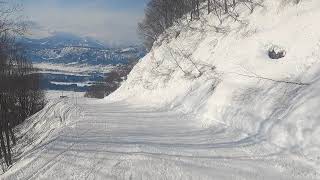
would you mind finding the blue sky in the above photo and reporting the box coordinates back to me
[23,0,148,45]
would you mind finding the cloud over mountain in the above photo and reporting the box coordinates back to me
[24,0,148,45]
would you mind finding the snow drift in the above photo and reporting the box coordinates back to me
[107,0,320,169]
[0,99,81,173]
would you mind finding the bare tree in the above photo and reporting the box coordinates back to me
[138,0,193,50]
[0,1,44,168]
[224,0,228,13]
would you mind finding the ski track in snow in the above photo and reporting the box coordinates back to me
[2,0,320,179]
[2,98,319,180]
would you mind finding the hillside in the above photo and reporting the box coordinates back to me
[107,0,320,171]
[1,0,320,179]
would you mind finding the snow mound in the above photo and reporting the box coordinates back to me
[107,0,320,169]
[1,99,81,173]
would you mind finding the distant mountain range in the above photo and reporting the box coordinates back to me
[19,32,146,65]
[18,32,146,92]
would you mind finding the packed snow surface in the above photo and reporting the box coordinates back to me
[2,98,319,179]
[1,0,320,179]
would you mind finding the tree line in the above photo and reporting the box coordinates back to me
[0,2,45,168]
[138,0,263,50]
[85,60,138,99]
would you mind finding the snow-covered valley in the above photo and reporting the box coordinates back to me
[1,0,320,179]
[20,33,145,92]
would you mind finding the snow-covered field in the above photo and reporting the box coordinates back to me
[35,63,112,92]
[1,0,320,179]
[50,81,94,87]
[45,91,86,101]
[34,63,115,75]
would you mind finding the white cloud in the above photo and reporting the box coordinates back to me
[24,1,144,45]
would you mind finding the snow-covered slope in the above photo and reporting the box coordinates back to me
[107,0,320,170]
[2,0,320,179]
[1,99,82,173]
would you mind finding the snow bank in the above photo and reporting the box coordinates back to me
[1,99,81,173]
[107,0,320,168]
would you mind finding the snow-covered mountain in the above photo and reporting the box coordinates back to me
[19,32,146,65]
[21,32,106,49]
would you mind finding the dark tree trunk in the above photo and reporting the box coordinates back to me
[224,0,228,13]
[5,127,12,165]
[196,0,200,17]
[0,127,9,166]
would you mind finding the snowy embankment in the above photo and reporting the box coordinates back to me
[1,99,81,173]
[107,0,320,171]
